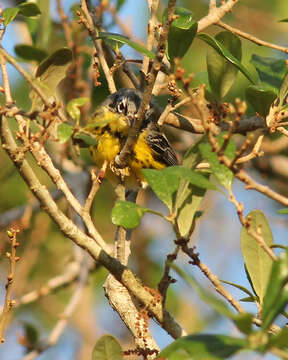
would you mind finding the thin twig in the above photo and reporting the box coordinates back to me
[1,113,185,339]
[209,0,217,11]
[80,0,117,93]
[158,97,191,127]
[0,48,50,108]
[14,261,96,308]
[0,190,62,228]
[178,241,245,314]
[84,162,108,213]
[228,188,277,261]
[142,0,159,75]
[116,0,177,168]
[236,134,264,164]
[0,229,20,343]
[198,0,239,32]
[277,126,288,137]
[217,20,288,54]
[22,260,89,360]
[158,246,180,304]
[56,0,74,49]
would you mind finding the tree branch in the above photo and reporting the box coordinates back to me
[116,0,177,167]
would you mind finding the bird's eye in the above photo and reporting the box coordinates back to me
[117,99,127,114]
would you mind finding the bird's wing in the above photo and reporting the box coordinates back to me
[145,125,178,166]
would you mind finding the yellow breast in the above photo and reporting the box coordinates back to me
[90,131,121,166]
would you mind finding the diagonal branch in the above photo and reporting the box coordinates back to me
[116,0,177,168]
[216,20,288,54]
[198,0,239,32]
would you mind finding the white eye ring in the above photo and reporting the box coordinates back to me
[117,98,127,114]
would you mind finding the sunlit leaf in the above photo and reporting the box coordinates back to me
[241,210,274,304]
[2,7,20,26]
[92,335,123,360]
[207,31,242,99]
[221,279,256,299]
[66,97,89,123]
[279,72,288,105]
[174,138,207,237]
[261,251,288,329]
[142,168,179,211]
[73,131,98,147]
[111,201,149,229]
[157,334,247,359]
[35,48,73,78]
[166,166,217,191]
[278,208,288,214]
[245,84,277,117]
[57,123,73,144]
[199,135,236,190]
[30,48,72,111]
[164,7,198,61]
[198,33,255,84]
[97,32,155,59]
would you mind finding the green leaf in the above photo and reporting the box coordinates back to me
[207,31,242,99]
[279,71,288,105]
[157,334,247,359]
[267,327,288,349]
[261,251,288,330]
[21,321,39,350]
[271,244,288,251]
[172,264,234,318]
[14,44,47,62]
[250,54,287,90]
[18,2,41,17]
[278,208,288,214]
[245,84,277,117]
[142,168,179,211]
[57,123,73,144]
[172,264,253,335]
[279,18,288,22]
[199,136,235,190]
[240,296,258,303]
[221,279,256,299]
[241,210,274,305]
[73,131,98,147]
[66,97,89,123]
[111,201,149,229]
[97,32,155,59]
[2,8,20,26]
[34,0,51,48]
[30,48,72,111]
[164,7,198,61]
[92,335,123,360]
[174,138,208,237]
[198,33,255,84]
[166,166,217,191]
[35,48,73,78]
[116,0,126,10]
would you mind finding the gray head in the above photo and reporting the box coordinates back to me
[103,88,157,126]
[103,89,142,118]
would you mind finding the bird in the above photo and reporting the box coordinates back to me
[86,88,178,188]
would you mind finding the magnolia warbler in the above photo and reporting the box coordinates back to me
[86,88,178,188]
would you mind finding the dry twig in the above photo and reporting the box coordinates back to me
[0,229,20,343]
